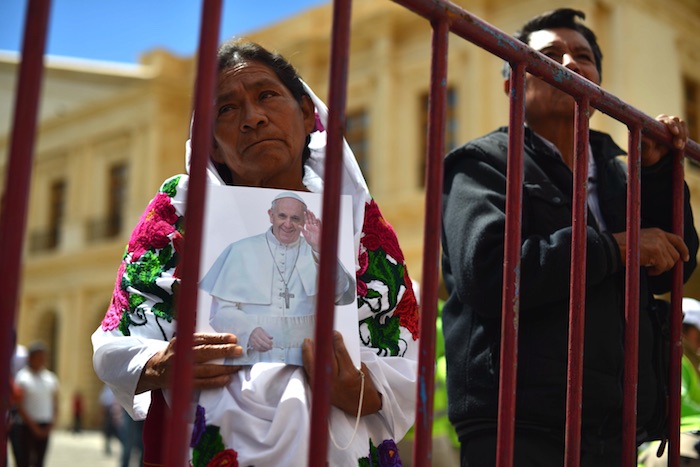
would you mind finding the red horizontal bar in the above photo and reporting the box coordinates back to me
[390,0,700,160]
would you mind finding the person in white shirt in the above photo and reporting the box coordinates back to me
[14,341,59,467]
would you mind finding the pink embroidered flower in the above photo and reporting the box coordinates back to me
[102,262,128,331]
[361,200,404,263]
[148,192,179,225]
[127,193,179,260]
[129,220,175,260]
[206,449,238,467]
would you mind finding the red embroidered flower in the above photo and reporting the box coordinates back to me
[206,449,238,467]
[356,248,369,297]
[102,262,128,331]
[394,267,420,340]
[361,200,404,263]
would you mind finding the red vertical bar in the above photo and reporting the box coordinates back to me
[496,61,526,467]
[564,98,590,467]
[412,17,448,467]
[307,0,352,464]
[667,149,686,467]
[622,127,641,465]
[0,0,52,461]
[163,0,221,465]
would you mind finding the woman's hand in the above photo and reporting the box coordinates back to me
[302,331,383,416]
[136,333,243,394]
[641,114,688,167]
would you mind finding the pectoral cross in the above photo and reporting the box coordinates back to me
[280,286,295,309]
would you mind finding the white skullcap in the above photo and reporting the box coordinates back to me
[272,191,307,206]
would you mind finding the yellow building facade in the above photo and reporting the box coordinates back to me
[1,0,699,431]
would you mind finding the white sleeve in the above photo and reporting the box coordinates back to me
[92,329,169,420]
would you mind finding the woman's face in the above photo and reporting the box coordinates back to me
[211,60,315,189]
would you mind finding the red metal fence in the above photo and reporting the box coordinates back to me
[3,0,700,466]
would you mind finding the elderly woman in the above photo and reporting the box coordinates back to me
[92,40,419,466]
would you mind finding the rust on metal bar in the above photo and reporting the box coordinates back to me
[668,150,687,467]
[496,61,526,467]
[412,16,449,467]
[564,98,591,467]
[307,0,353,464]
[163,0,222,465]
[622,127,642,464]
[389,0,700,163]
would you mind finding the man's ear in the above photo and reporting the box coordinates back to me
[301,95,316,135]
[268,208,274,224]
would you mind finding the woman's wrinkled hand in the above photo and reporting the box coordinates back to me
[136,333,243,393]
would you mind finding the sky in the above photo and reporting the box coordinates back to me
[0,0,330,64]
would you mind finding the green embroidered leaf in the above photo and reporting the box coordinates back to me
[176,217,186,236]
[118,313,131,336]
[152,301,175,322]
[360,247,404,313]
[364,288,382,300]
[161,176,181,198]
[128,294,146,311]
[158,244,173,265]
[363,315,402,356]
[192,425,225,467]
[124,251,171,303]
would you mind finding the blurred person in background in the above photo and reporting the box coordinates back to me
[14,341,59,467]
[99,384,122,456]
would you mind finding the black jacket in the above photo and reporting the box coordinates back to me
[441,127,698,443]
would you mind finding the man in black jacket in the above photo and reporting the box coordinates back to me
[441,8,698,466]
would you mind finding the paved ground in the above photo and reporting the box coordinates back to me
[6,430,458,466]
[7,429,136,467]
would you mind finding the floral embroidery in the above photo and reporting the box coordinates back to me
[161,176,180,198]
[127,192,178,261]
[356,200,420,354]
[361,314,403,356]
[190,405,206,448]
[206,450,239,467]
[361,200,404,264]
[101,177,183,336]
[358,439,402,466]
[172,231,185,279]
[191,424,226,467]
[395,268,419,340]
[357,247,368,297]
[102,262,128,331]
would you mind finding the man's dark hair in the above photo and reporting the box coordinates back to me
[214,40,312,184]
[503,8,603,81]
